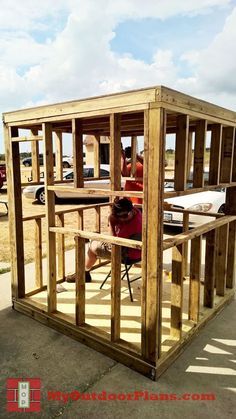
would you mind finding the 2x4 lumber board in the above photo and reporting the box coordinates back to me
[11,135,43,142]
[209,124,222,185]
[110,113,121,341]
[72,119,84,188]
[193,119,207,188]
[232,135,236,182]
[141,110,149,358]
[174,114,189,190]
[226,221,236,289]
[131,135,138,177]
[171,244,184,339]
[4,125,25,298]
[183,213,189,278]
[75,237,86,326]
[55,131,63,181]
[141,107,165,363]
[163,215,236,250]
[43,122,57,313]
[35,218,43,288]
[159,86,236,125]
[3,87,156,124]
[47,185,143,198]
[31,129,40,183]
[57,214,65,280]
[111,245,121,341]
[95,206,101,233]
[110,114,121,191]
[13,299,156,380]
[189,236,201,322]
[220,127,235,183]
[215,224,228,296]
[225,187,236,288]
[94,135,100,178]
[187,131,193,179]
[204,229,216,308]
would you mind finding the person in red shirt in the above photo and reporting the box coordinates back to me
[121,147,143,204]
[84,198,142,282]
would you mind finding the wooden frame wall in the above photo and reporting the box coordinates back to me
[3,85,236,380]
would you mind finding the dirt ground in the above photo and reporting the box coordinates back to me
[0,182,110,264]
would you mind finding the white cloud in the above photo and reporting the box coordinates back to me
[0,0,235,152]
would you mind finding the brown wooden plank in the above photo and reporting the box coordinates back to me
[110,113,121,341]
[232,134,236,182]
[193,119,207,188]
[189,236,201,322]
[215,224,228,296]
[225,187,236,288]
[209,124,222,185]
[43,122,57,312]
[187,131,193,179]
[55,131,63,181]
[171,244,184,339]
[131,135,137,177]
[95,206,101,233]
[141,107,165,362]
[4,125,25,298]
[183,213,189,278]
[35,218,43,288]
[220,127,235,183]
[72,118,84,188]
[174,114,189,190]
[57,214,65,280]
[111,245,121,341]
[75,237,86,326]
[31,129,40,183]
[94,135,100,178]
[204,229,216,308]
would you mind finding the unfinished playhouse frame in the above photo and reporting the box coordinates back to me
[3,86,236,380]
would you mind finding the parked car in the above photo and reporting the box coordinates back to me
[23,165,112,204]
[164,182,225,227]
[22,154,74,168]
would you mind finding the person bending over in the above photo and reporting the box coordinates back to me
[84,198,142,282]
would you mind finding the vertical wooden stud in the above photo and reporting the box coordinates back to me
[55,131,63,181]
[72,119,84,188]
[94,135,100,178]
[189,236,201,322]
[204,229,216,308]
[43,122,57,313]
[31,129,40,183]
[131,135,138,177]
[142,108,165,362]
[174,115,189,190]
[209,124,222,185]
[220,127,235,183]
[215,224,228,296]
[35,218,43,288]
[75,236,86,326]
[193,120,207,188]
[171,244,184,339]
[57,213,65,281]
[225,187,236,288]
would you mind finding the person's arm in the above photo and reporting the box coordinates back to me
[136,154,144,164]
[108,213,117,236]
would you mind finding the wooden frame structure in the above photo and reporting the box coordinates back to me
[3,86,236,380]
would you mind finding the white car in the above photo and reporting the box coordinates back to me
[164,184,225,227]
[23,165,112,204]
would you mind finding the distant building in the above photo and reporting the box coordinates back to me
[83,135,110,165]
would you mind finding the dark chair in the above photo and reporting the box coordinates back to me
[100,233,142,302]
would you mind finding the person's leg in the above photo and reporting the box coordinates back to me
[85,241,99,271]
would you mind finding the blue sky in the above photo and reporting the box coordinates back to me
[0,0,236,154]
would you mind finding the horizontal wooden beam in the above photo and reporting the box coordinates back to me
[49,226,142,249]
[163,215,236,250]
[11,136,43,142]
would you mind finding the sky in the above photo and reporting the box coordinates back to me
[0,0,236,154]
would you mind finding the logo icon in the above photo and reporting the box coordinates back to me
[6,378,41,412]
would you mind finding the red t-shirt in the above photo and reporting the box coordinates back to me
[115,208,142,261]
[125,162,143,204]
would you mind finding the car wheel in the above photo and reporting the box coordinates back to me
[218,204,225,214]
[24,162,31,167]
[37,188,45,205]
[63,161,70,168]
